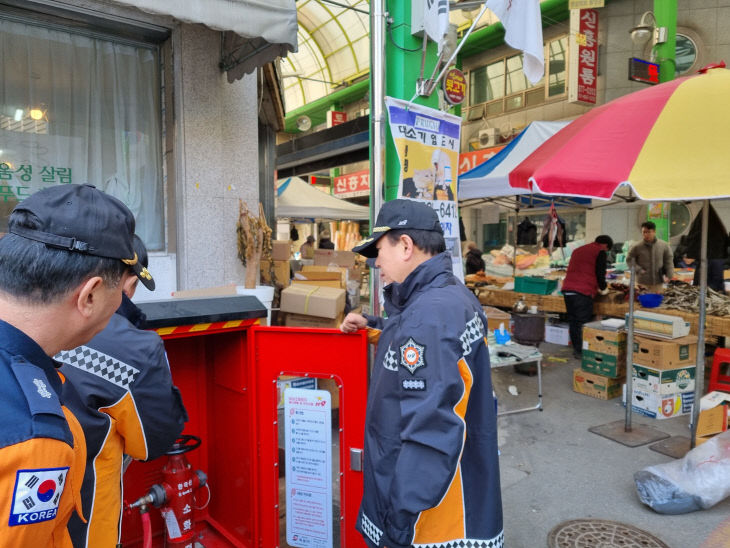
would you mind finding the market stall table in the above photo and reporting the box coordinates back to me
[489,341,543,416]
[477,289,730,339]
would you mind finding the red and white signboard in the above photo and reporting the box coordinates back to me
[333,169,369,198]
[327,110,347,127]
[458,146,505,175]
[568,9,599,105]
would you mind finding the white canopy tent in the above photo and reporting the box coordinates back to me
[276,176,370,220]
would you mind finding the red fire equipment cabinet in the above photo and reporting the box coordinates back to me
[120,296,369,548]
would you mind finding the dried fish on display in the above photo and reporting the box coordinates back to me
[661,282,730,316]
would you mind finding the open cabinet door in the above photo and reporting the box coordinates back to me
[250,326,369,548]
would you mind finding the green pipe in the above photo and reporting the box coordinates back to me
[653,0,677,82]
[284,0,570,133]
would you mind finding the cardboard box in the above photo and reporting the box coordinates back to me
[482,306,511,333]
[284,312,344,329]
[280,285,346,319]
[631,387,694,420]
[573,368,623,400]
[273,260,290,285]
[695,404,729,445]
[632,363,696,395]
[271,240,292,261]
[633,334,698,369]
[292,272,343,289]
[631,363,695,419]
[261,260,290,285]
[301,265,348,287]
[582,323,626,355]
[544,322,570,346]
[313,249,356,268]
[581,349,626,378]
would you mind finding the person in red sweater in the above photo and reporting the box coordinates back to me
[562,235,613,359]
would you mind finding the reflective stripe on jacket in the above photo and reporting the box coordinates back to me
[356,253,503,548]
[0,320,86,548]
[58,297,187,548]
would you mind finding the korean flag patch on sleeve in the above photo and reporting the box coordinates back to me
[9,467,68,526]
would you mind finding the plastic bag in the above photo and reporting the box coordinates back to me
[634,430,730,514]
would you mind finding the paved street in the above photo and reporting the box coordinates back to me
[493,342,730,548]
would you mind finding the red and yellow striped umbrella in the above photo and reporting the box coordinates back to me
[510,64,730,201]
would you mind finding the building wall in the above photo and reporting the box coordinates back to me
[460,0,730,250]
[173,24,259,293]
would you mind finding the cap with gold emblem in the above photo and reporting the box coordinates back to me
[353,199,443,258]
[9,183,155,290]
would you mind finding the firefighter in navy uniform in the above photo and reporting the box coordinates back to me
[58,235,188,548]
[348,200,503,548]
[0,184,145,548]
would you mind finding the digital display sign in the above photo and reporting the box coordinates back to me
[628,57,660,85]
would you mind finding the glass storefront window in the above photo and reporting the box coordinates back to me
[469,65,487,105]
[547,36,567,97]
[0,15,164,249]
[467,35,566,114]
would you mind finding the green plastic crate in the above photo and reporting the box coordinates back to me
[514,276,558,295]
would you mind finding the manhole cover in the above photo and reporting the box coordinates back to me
[547,519,670,548]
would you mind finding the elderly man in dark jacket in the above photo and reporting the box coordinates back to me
[343,199,503,548]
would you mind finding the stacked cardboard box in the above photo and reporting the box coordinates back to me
[629,334,698,420]
[574,322,627,400]
[312,249,362,310]
[573,369,623,400]
[280,283,346,328]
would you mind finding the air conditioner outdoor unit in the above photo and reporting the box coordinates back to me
[478,128,500,148]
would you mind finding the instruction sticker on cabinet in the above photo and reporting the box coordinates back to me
[284,388,332,548]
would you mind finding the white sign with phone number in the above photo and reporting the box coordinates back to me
[285,388,332,548]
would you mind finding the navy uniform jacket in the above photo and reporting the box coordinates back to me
[0,320,86,548]
[356,253,503,548]
[57,295,187,548]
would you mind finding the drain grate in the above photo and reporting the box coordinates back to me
[547,519,671,548]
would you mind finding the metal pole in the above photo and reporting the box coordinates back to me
[690,200,710,447]
[512,205,519,279]
[625,265,636,432]
[369,0,386,316]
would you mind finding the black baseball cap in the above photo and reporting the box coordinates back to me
[353,199,443,258]
[9,184,155,290]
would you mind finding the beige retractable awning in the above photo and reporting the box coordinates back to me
[110,0,298,80]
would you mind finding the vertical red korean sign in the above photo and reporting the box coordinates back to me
[568,9,599,105]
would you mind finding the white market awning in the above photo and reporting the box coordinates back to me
[276,177,370,220]
[110,0,298,79]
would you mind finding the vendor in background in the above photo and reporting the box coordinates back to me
[626,221,673,293]
[299,235,315,259]
[464,241,485,274]
[318,229,335,250]
[562,235,613,360]
[683,204,730,292]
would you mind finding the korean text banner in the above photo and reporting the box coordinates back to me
[385,97,463,281]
